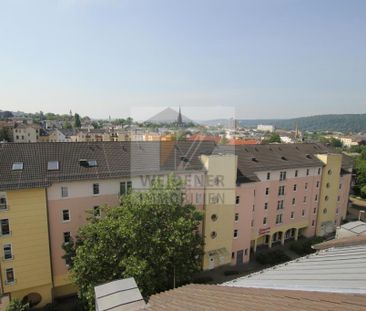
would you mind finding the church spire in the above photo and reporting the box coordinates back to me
[177,106,183,126]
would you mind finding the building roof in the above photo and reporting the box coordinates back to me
[340,221,366,235]
[313,235,366,250]
[95,278,146,311]
[224,243,366,294]
[215,143,328,183]
[147,284,366,311]
[0,141,215,191]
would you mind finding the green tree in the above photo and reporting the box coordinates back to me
[329,137,343,148]
[74,113,81,128]
[267,133,281,143]
[63,121,73,130]
[65,176,203,310]
[361,185,366,199]
[6,299,29,311]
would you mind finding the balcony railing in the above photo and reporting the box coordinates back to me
[0,203,8,211]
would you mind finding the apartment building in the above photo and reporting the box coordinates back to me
[0,142,352,307]
[12,124,39,143]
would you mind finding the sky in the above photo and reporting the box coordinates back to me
[0,0,366,121]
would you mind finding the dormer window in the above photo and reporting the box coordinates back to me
[47,161,59,171]
[79,159,97,168]
[12,162,23,171]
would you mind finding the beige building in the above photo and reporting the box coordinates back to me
[12,124,39,143]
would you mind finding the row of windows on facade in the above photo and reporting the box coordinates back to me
[61,181,132,198]
[266,168,322,181]
[62,206,101,222]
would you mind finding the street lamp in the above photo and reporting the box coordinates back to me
[359,210,365,221]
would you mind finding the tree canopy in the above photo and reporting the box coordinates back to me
[64,176,203,310]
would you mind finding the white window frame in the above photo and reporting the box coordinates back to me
[62,209,71,222]
[3,244,13,260]
[61,186,69,198]
[5,268,15,284]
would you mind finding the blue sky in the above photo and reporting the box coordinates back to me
[0,0,365,120]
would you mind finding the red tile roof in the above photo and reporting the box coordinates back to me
[147,284,366,311]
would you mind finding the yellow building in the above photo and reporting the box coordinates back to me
[0,188,53,309]
[315,153,343,236]
[200,154,237,270]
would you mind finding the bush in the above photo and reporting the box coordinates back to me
[361,185,366,199]
[6,299,29,311]
[223,270,239,276]
[255,249,290,265]
[289,237,325,256]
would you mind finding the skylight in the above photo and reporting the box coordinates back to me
[79,159,98,168]
[48,161,59,171]
[12,162,24,171]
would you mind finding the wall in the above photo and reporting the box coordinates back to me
[315,154,342,236]
[1,188,52,308]
[200,154,237,270]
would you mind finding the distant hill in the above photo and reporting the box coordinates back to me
[210,114,366,133]
[147,107,192,124]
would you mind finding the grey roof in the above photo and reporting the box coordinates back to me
[95,278,146,311]
[215,143,330,183]
[0,141,215,191]
[341,221,366,235]
[224,244,366,294]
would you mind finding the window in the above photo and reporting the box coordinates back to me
[79,159,98,168]
[313,208,316,214]
[235,196,240,205]
[295,170,298,177]
[120,181,132,196]
[277,200,284,210]
[264,202,268,210]
[265,188,269,195]
[326,182,330,188]
[292,198,295,205]
[233,229,238,238]
[234,213,239,222]
[62,209,70,222]
[0,219,10,236]
[318,168,321,175]
[280,171,287,181]
[266,172,270,180]
[278,186,285,196]
[325,196,329,201]
[312,220,315,227]
[306,169,310,176]
[0,194,7,210]
[328,169,332,175]
[276,214,283,224]
[290,212,294,219]
[251,219,254,227]
[339,184,342,190]
[211,231,217,239]
[316,181,320,188]
[12,162,23,171]
[61,186,68,198]
[231,252,235,259]
[245,248,248,255]
[93,183,99,195]
[263,217,267,225]
[3,244,12,260]
[63,232,71,244]
[5,268,14,284]
[47,161,59,171]
[94,206,101,218]
[293,184,297,191]
[302,209,305,216]
[315,194,318,201]
[252,204,255,211]
[303,196,307,203]
[323,208,327,214]
[337,196,340,202]
[211,214,218,221]
[336,208,339,214]
[305,183,308,190]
